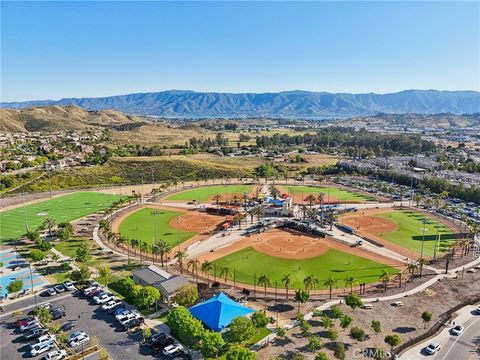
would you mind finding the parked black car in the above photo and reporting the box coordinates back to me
[123,317,145,330]
[151,337,174,354]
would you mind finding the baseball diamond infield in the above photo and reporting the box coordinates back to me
[197,228,402,290]
[113,205,226,248]
[342,208,459,258]
[163,184,256,202]
[276,185,377,203]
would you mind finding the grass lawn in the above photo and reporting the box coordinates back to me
[374,210,456,257]
[54,237,90,259]
[212,247,398,289]
[0,192,123,243]
[165,185,254,201]
[281,185,376,202]
[118,207,197,248]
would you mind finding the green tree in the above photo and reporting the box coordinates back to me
[315,352,330,360]
[327,328,339,342]
[384,334,401,353]
[48,322,61,334]
[98,266,111,287]
[7,279,23,296]
[344,276,357,293]
[330,305,343,319]
[135,286,160,309]
[344,292,363,310]
[171,284,199,307]
[324,276,337,299]
[307,335,322,352]
[70,265,91,283]
[421,311,433,329]
[227,316,255,343]
[371,320,382,334]
[339,315,353,329]
[333,342,346,360]
[300,320,312,337]
[26,230,41,243]
[37,241,52,251]
[75,243,92,263]
[225,346,256,360]
[294,289,310,313]
[257,274,272,296]
[321,315,333,329]
[251,311,269,328]
[303,274,319,293]
[29,249,46,262]
[200,330,225,358]
[167,306,205,346]
[350,327,366,341]
[219,266,233,284]
[43,218,57,237]
[282,273,295,299]
[33,306,52,325]
[116,276,136,300]
[142,327,152,341]
[275,326,286,337]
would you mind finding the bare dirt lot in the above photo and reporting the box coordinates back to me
[256,270,480,360]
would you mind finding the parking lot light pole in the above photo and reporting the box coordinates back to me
[29,265,37,308]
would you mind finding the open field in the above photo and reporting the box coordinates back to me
[198,228,401,290]
[116,205,223,248]
[278,185,377,203]
[211,246,398,289]
[0,192,122,243]
[343,208,457,257]
[164,184,255,202]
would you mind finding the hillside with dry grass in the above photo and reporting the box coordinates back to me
[0,105,144,132]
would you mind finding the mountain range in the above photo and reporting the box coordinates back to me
[1,89,479,118]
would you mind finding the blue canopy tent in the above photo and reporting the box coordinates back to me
[189,292,255,332]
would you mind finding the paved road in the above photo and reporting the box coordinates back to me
[399,305,480,360]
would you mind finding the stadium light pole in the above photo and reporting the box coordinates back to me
[420,219,427,261]
[151,210,160,264]
[22,191,29,233]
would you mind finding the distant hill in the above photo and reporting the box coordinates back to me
[0,105,143,132]
[1,89,479,118]
[336,113,480,129]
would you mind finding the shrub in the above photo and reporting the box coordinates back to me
[371,320,381,333]
[333,342,346,360]
[295,312,304,321]
[251,311,269,328]
[300,320,312,337]
[330,305,343,318]
[307,335,322,352]
[37,241,52,251]
[350,327,366,341]
[30,249,46,262]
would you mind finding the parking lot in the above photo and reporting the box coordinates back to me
[0,290,170,360]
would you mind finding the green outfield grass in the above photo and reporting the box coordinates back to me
[374,209,456,257]
[211,247,398,289]
[281,185,376,202]
[0,192,123,243]
[118,207,197,248]
[165,184,254,201]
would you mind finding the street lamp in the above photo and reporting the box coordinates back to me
[420,219,427,261]
[151,210,161,264]
[29,265,37,308]
[176,217,180,249]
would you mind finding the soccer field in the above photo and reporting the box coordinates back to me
[164,184,254,201]
[374,210,456,257]
[0,192,123,243]
[211,247,398,289]
[281,185,375,202]
[118,207,197,248]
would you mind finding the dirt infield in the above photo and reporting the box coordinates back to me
[276,185,341,204]
[342,207,461,258]
[196,228,403,268]
[110,204,226,252]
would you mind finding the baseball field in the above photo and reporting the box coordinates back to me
[278,185,376,203]
[164,184,254,202]
[115,206,222,248]
[211,246,399,289]
[343,209,457,257]
[0,192,123,243]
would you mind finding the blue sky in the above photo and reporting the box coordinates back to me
[1,1,479,102]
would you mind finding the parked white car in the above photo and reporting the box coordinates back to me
[63,282,76,291]
[30,340,55,357]
[30,334,55,349]
[118,312,140,325]
[42,349,67,360]
[46,287,57,296]
[93,293,113,304]
[163,343,182,356]
[115,310,133,322]
[451,325,465,335]
[425,342,441,355]
[67,331,90,348]
[83,286,98,296]
[20,320,40,332]
[102,300,122,311]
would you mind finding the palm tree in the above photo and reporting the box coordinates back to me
[444,252,454,274]
[233,213,245,230]
[379,270,392,292]
[155,239,171,267]
[344,276,357,293]
[130,239,139,256]
[282,273,295,299]
[413,193,423,208]
[219,266,233,284]
[324,276,337,299]
[99,220,109,234]
[300,204,308,220]
[174,251,187,273]
[417,258,427,277]
[140,242,148,260]
[201,260,214,285]
[43,218,56,237]
[307,194,315,208]
[460,239,470,258]
[317,193,325,225]
[326,212,335,231]
[106,231,116,244]
[406,262,419,282]
[303,275,318,293]
[187,258,200,283]
[231,193,240,206]
[258,274,272,295]
[271,186,281,200]
[214,193,221,206]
